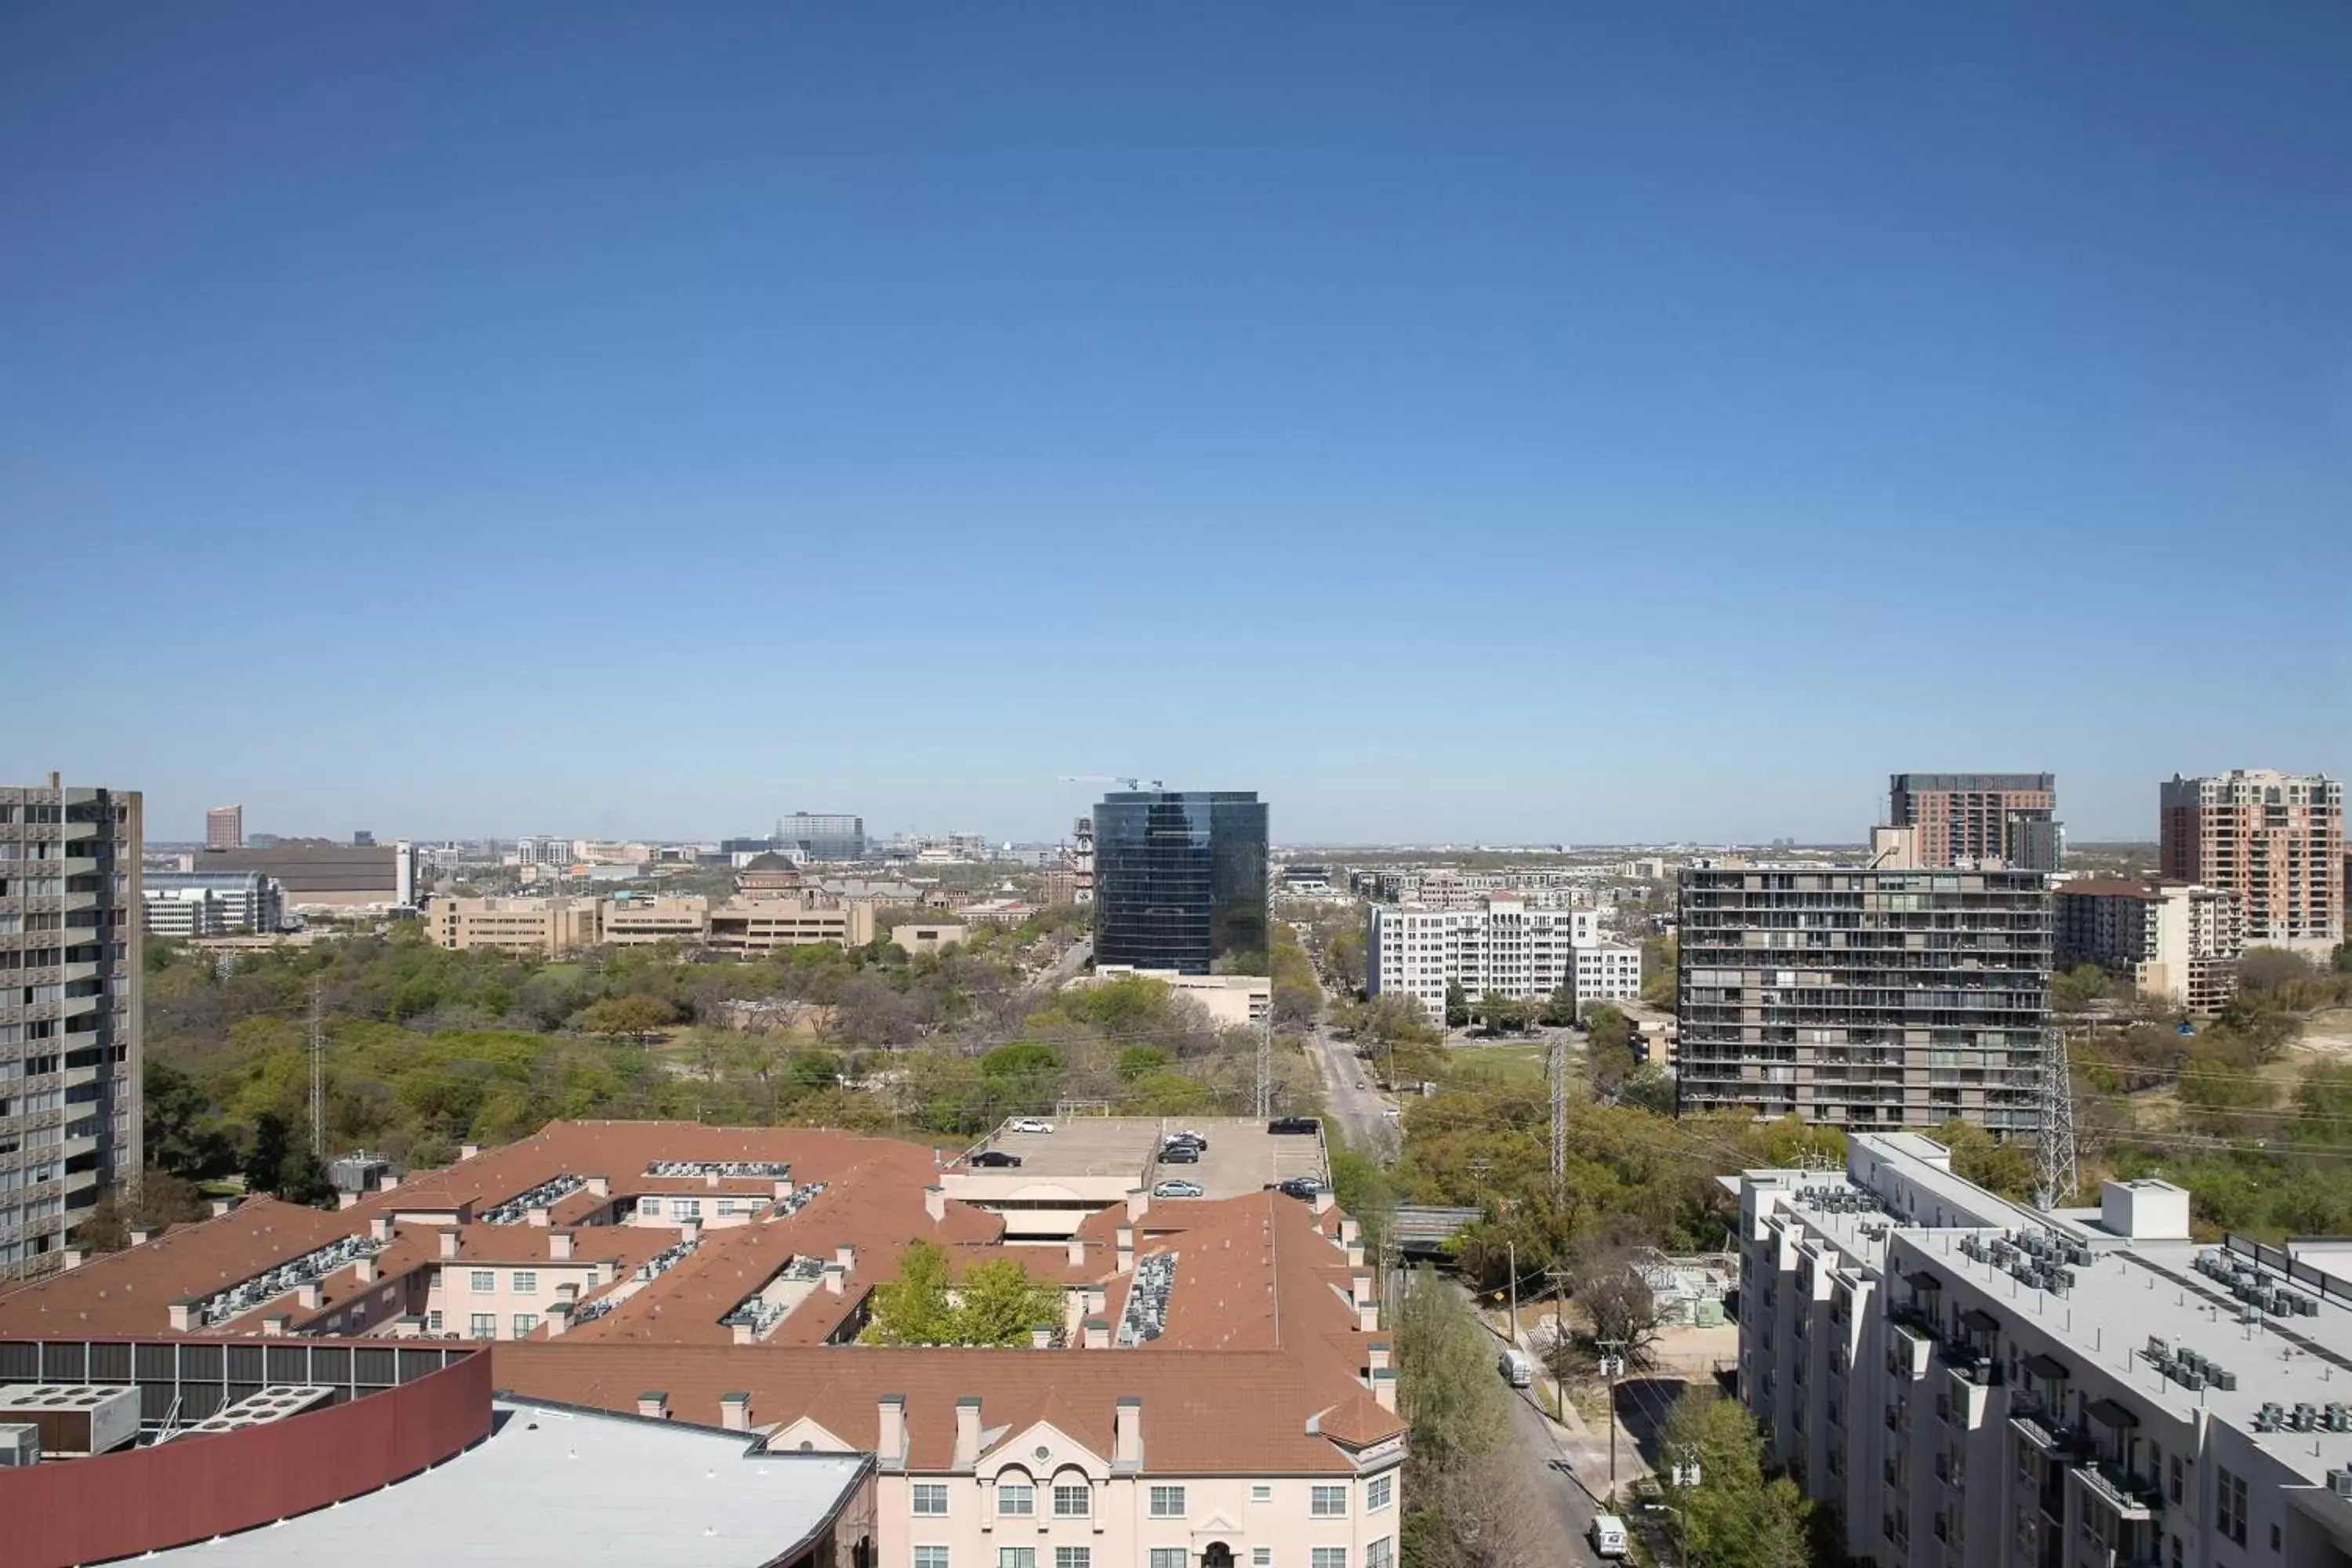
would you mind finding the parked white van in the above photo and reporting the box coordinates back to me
[1497,1348,1533,1388]
[1586,1513,1628,1559]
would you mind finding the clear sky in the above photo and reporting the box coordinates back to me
[3,4,2347,846]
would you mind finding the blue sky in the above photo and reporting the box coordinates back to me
[3,4,2346,845]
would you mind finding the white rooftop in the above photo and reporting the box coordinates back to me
[158,1401,867,1566]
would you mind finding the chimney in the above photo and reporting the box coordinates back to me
[924,1185,946,1223]
[720,1392,752,1432]
[168,1301,198,1332]
[835,1242,855,1273]
[1313,1189,1334,1216]
[877,1395,907,1468]
[263,1314,289,1337]
[586,1175,609,1197]
[731,1320,755,1345]
[377,1173,399,1193]
[1357,1301,1379,1334]
[773,1178,794,1201]
[370,1215,393,1243]
[822,1261,844,1295]
[557,1281,579,1301]
[1030,1324,1054,1350]
[1367,1340,1392,1374]
[460,1142,481,1160]
[637,1392,670,1421]
[544,1302,569,1338]
[439,1229,462,1260]
[210,1196,239,1218]
[681,1219,702,1245]
[129,1227,154,1247]
[356,1256,379,1285]
[953,1396,982,1468]
[1083,1316,1110,1350]
[1113,1396,1142,1467]
[1347,1240,1365,1269]
[1352,1272,1373,1308]
[527,1206,551,1228]
[1086,1284,1108,1316]
[336,1192,359,1210]
[550,1230,575,1261]
[1124,1188,1149,1222]
[1340,1216,1360,1247]
[1116,1227,1134,1273]
[706,1171,721,1189]
[1372,1367,1397,1411]
[1066,1236,1086,1269]
[296,1282,322,1310]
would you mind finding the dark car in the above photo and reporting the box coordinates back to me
[1269,1116,1319,1135]
[1164,1129,1209,1149]
[1274,1177,1323,1202]
[970,1150,1022,1168]
[1158,1144,1200,1164]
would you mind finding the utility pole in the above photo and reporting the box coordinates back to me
[307,978,325,1159]
[1254,1016,1272,1120]
[2034,1025,2078,1212]
[1548,1029,1566,1192]
[1507,1240,1519,1352]
[1545,1265,1573,1421]
[1597,1339,1627,1503]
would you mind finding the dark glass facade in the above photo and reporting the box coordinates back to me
[1092,791,1269,975]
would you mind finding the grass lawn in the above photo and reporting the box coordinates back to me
[1448,1040,1555,1083]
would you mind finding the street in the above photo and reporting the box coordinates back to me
[1507,1383,1606,1566]
[1305,1018,1394,1156]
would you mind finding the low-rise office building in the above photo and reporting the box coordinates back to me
[140,869,284,938]
[1734,1132,2352,1566]
[1080,966,1272,1028]
[889,923,969,956]
[423,895,602,956]
[601,895,713,946]
[2053,877,2242,1014]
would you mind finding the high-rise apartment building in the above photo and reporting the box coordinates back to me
[1888,773,2061,870]
[1366,898,1639,1018]
[2160,769,2343,959]
[204,804,243,851]
[2053,877,2241,1014]
[1,776,142,1273]
[1092,790,1269,975]
[1677,851,2049,1135]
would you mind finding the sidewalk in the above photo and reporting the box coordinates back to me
[1483,1309,1653,1504]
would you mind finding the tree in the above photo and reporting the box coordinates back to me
[1543,1250,1671,1380]
[1657,1387,1813,1568]
[1539,982,1577,1029]
[862,1240,959,1344]
[2051,963,2118,1014]
[244,1109,293,1196]
[953,1258,1062,1345]
[1444,981,1469,1029]
[74,1169,205,1251]
[1584,1005,1638,1095]
[145,1058,235,1179]
[575,993,675,1044]
[1640,935,1678,1007]
[1325,927,1367,996]
[2240,945,2318,993]
[1393,1268,1551,1567]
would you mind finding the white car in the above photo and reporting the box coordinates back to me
[1009,1118,1054,1134]
[1587,1514,1628,1559]
[1152,1179,1205,1199]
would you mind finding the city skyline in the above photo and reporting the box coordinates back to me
[5,4,2348,844]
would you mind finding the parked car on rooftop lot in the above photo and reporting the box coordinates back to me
[1157,1144,1200,1164]
[1269,1116,1319,1134]
[1008,1118,1054,1134]
[969,1150,1022,1168]
[1152,1179,1205,1198]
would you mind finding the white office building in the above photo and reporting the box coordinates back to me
[1734,1131,2352,1567]
[1365,896,1640,1018]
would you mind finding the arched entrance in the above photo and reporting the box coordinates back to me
[1202,1544,1236,1568]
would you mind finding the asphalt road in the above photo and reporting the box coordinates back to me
[1508,1384,1606,1566]
[1305,1022,1394,1156]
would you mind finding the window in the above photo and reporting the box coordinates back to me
[998,1482,1035,1517]
[467,1313,495,1338]
[470,1270,495,1293]
[1149,1552,1186,1568]
[1366,1541,1393,1568]
[913,1483,949,1516]
[2169,1455,2183,1504]
[2218,1467,2247,1546]
[1253,1552,1271,1568]
[511,1313,539,1337]
[1053,1483,1091,1518]
[1149,1485,1186,1519]
[639,1196,661,1215]
[915,1550,950,1568]
[1250,1486,1272,1504]
[1367,1474,1392,1511]
[1054,1552,1090,1568]
[1310,1485,1348,1517]
[513,1271,536,1294]
[1312,1551,1348,1568]
[1000,1554,1035,1568]
[426,1311,443,1331]
[671,1198,702,1220]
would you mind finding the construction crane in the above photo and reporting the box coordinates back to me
[1058,774,1165,791]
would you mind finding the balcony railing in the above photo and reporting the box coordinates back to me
[2075,1461,2159,1519]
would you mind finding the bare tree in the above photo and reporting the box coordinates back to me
[1542,1250,1672,1381]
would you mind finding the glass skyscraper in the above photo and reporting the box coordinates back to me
[1091,790,1269,975]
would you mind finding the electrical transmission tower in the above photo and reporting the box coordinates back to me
[1254,1018,1272,1120]
[2034,1026,2078,1212]
[1548,1031,1567,1192]
[308,979,326,1159]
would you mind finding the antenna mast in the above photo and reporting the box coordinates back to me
[1549,1030,1567,1192]
[308,978,326,1159]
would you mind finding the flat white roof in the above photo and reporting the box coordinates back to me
[158,1401,866,1566]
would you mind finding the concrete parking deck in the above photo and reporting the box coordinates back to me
[949,1116,1329,1225]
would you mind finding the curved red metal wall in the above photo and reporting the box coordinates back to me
[0,1347,490,1568]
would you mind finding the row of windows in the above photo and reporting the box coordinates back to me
[470,1269,539,1294]
[916,1478,1390,1519]
[915,1546,1386,1568]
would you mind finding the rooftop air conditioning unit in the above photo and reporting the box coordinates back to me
[2331,1470,2352,1500]
[0,1425,37,1468]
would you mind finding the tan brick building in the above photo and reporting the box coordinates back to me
[423,895,602,956]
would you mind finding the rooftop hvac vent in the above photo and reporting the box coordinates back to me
[2329,1469,2352,1500]
[644,1160,793,1181]
[191,1234,389,1328]
[1115,1250,1178,1348]
[481,1173,588,1225]
[2256,1403,2285,1433]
